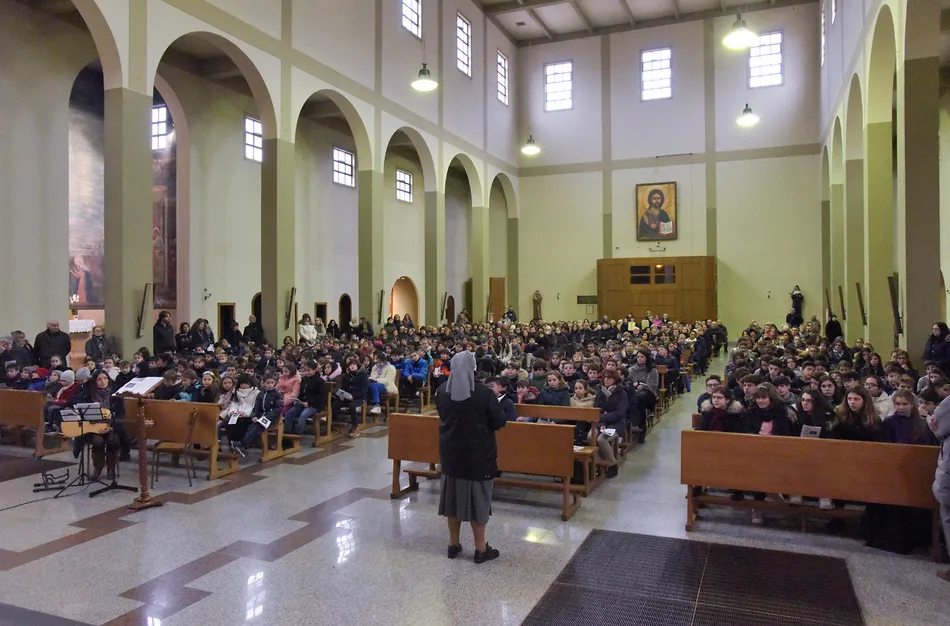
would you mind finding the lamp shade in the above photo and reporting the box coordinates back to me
[736,103,759,127]
[521,134,541,156]
[411,63,438,92]
[723,15,757,50]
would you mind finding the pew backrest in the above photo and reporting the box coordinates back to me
[0,389,46,428]
[387,413,440,464]
[515,403,600,424]
[497,421,575,477]
[123,398,220,448]
[681,430,938,509]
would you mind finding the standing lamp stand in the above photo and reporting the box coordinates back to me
[126,396,163,511]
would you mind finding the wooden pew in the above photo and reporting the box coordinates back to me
[123,398,240,480]
[514,403,614,495]
[692,412,701,429]
[680,430,941,557]
[387,413,581,520]
[0,389,70,456]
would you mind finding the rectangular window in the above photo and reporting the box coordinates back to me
[244,116,263,162]
[641,47,672,100]
[629,265,650,285]
[396,169,413,203]
[402,0,421,38]
[497,51,509,105]
[544,61,573,111]
[831,0,836,23]
[332,148,355,188]
[654,264,676,284]
[821,1,826,67]
[749,32,783,88]
[151,105,169,150]
[456,13,471,76]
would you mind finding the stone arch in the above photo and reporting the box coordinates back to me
[866,5,896,125]
[148,32,277,137]
[821,146,831,301]
[382,126,437,192]
[390,276,420,325]
[491,173,518,218]
[830,118,845,309]
[70,0,124,90]
[444,153,484,208]
[845,76,864,160]
[291,88,372,171]
[843,75,866,341]
[831,117,843,185]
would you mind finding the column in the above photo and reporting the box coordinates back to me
[507,217,520,318]
[470,204,490,322]
[425,191,446,325]
[899,56,941,359]
[844,159,865,342]
[358,169,385,322]
[830,182,845,322]
[864,122,894,352]
[260,138,295,347]
[103,88,153,356]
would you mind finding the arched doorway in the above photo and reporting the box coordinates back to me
[251,292,262,321]
[338,293,352,327]
[445,295,456,325]
[389,277,419,326]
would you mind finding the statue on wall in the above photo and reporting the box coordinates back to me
[532,290,543,321]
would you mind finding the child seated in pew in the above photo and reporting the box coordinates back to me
[177,369,199,402]
[486,376,516,422]
[152,370,182,401]
[513,379,539,414]
[744,384,798,524]
[591,372,624,478]
[697,385,744,432]
[195,371,219,404]
[284,360,327,435]
[695,375,723,412]
[3,364,22,389]
[333,358,368,438]
[238,374,282,451]
[26,368,50,392]
[536,371,570,407]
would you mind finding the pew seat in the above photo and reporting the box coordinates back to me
[388,413,581,520]
[680,429,942,559]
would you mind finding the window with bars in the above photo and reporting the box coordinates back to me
[544,61,573,111]
[497,51,509,105]
[151,106,169,150]
[396,169,413,203]
[641,47,672,100]
[457,13,471,76]
[402,0,421,37]
[244,117,263,162]
[749,32,783,88]
[332,148,355,187]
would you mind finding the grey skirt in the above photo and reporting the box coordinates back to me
[438,475,494,525]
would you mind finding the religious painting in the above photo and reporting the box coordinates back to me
[152,137,178,310]
[635,182,677,241]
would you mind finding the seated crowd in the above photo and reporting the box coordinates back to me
[694,317,950,553]
[1,309,727,480]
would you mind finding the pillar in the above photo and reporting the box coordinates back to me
[865,122,894,352]
[820,197,831,305]
[103,88,153,356]
[507,217,520,319]
[830,182,845,321]
[844,159,865,342]
[260,138,295,347]
[470,204,490,322]
[899,56,941,359]
[424,191,446,325]
[358,169,384,323]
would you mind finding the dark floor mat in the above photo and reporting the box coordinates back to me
[524,529,864,626]
[0,453,73,484]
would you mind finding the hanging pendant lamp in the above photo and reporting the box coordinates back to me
[412,62,438,92]
[723,12,757,50]
[736,103,759,127]
[521,134,541,156]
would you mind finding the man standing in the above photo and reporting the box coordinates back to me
[33,321,71,368]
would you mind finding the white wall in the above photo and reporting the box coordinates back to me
[0,0,97,334]
[293,0,376,90]
[489,182,508,277]
[445,174,471,310]
[610,20,706,160]
[383,153,426,319]
[487,20,519,164]
[442,0,485,149]
[717,155,823,333]
[715,4,821,151]
[381,0,440,125]
[294,119,360,321]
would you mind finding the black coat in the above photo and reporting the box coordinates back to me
[84,335,112,363]
[825,319,843,341]
[922,336,950,373]
[594,385,628,426]
[437,382,506,481]
[153,322,176,355]
[33,330,72,368]
[743,403,795,436]
[298,374,327,408]
[243,322,266,347]
[0,345,34,368]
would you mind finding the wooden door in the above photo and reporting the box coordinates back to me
[489,277,506,322]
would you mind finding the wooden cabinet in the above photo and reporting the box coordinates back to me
[596,256,717,323]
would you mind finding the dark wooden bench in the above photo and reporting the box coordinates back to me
[0,389,70,457]
[680,429,942,558]
[388,413,581,520]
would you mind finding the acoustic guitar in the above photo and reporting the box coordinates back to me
[60,408,113,438]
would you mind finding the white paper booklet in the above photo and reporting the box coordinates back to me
[114,377,164,397]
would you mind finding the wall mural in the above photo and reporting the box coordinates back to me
[68,67,177,310]
[635,181,678,241]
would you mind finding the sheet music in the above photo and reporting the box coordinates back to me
[114,377,164,397]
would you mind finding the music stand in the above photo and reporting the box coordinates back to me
[55,404,137,498]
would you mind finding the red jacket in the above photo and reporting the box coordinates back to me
[53,383,82,406]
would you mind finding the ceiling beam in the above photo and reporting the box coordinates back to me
[670,0,681,20]
[515,0,818,46]
[483,0,570,16]
[618,0,636,26]
[527,8,554,40]
[570,1,593,34]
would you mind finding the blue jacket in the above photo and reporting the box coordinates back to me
[402,358,428,381]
